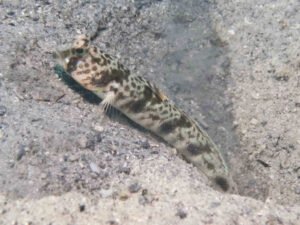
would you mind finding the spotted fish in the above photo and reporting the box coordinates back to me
[55,35,237,193]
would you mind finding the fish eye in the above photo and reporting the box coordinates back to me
[76,48,84,54]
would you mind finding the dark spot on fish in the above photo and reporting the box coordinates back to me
[124,69,130,75]
[204,159,215,170]
[91,56,101,64]
[93,47,97,53]
[177,133,184,141]
[187,143,201,155]
[96,69,127,87]
[128,86,153,113]
[177,114,192,128]
[67,57,80,73]
[100,56,107,66]
[130,100,146,113]
[118,62,124,69]
[91,77,103,87]
[136,76,143,82]
[149,114,160,120]
[109,86,118,93]
[96,70,110,85]
[215,176,229,192]
[186,141,212,156]
[76,48,83,54]
[82,39,89,47]
[161,110,168,115]
[159,121,176,134]
[104,54,112,60]
[143,86,152,100]
[116,92,125,100]
[124,85,130,92]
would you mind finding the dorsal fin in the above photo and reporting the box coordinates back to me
[147,81,169,101]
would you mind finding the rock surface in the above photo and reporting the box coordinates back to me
[0,0,299,224]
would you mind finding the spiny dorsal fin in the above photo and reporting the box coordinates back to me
[147,81,169,101]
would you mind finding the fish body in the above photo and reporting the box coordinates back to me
[55,35,237,193]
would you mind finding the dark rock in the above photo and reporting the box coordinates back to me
[142,189,148,196]
[138,196,148,205]
[295,187,300,195]
[79,204,85,212]
[16,146,26,161]
[261,121,267,126]
[86,138,96,151]
[128,183,141,193]
[176,210,187,219]
[118,167,131,175]
[107,220,119,225]
[95,132,102,142]
[0,106,7,116]
[210,202,221,208]
[140,140,150,149]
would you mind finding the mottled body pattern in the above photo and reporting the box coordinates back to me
[55,35,236,193]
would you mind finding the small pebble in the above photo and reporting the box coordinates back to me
[79,204,85,212]
[90,172,99,179]
[251,92,260,100]
[94,124,104,132]
[89,162,101,174]
[294,95,300,107]
[142,189,148,196]
[210,202,221,208]
[295,187,300,195]
[78,136,88,148]
[119,192,129,201]
[118,167,131,175]
[100,189,113,198]
[129,183,141,193]
[250,118,258,125]
[0,106,7,116]
[140,140,150,149]
[86,138,96,150]
[107,220,119,225]
[95,132,102,142]
[99,162,106,169]
[176,210,187,219]
[105,156,112,161]
[261,121,267,126]
[69,155,79,162]
[41,173,47,179]
[138,196,148,205]
[16,146,26,161]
